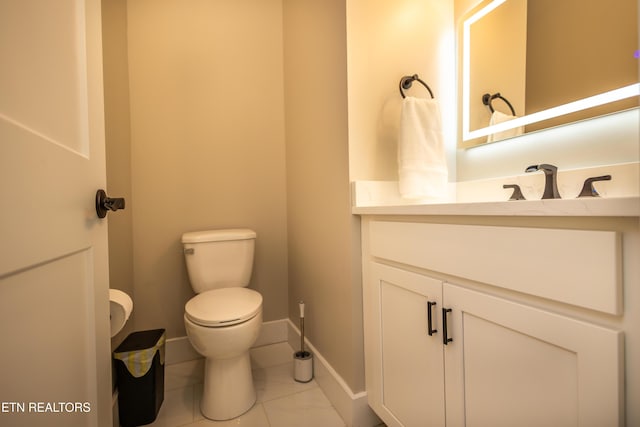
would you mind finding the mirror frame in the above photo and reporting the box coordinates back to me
[460,0,640,146]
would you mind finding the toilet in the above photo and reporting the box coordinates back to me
[182,229,262,421]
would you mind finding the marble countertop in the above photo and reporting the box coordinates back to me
[351,164,640,217]
[352,196,640,217]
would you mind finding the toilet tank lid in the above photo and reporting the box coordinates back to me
[182,229,256,243]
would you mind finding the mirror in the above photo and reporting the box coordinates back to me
[460,0,639,148]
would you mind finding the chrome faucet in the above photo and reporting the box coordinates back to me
[525,164,561,199]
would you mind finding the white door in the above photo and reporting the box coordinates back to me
[0,1,111,426]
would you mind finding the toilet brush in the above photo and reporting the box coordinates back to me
[293,301,313,382]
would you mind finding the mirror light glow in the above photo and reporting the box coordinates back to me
[462,0,640,143]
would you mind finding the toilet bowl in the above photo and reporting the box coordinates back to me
[181,229,262,421]
[184,288,262,420]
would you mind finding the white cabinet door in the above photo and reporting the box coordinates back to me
[443,283,623,427]
[368,263,445,427]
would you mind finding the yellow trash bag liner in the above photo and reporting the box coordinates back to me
[114,329,165,378]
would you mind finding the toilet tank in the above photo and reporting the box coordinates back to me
[181,229,256,294]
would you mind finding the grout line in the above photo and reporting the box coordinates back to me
[191,383,198,425]
[262,402,272,427]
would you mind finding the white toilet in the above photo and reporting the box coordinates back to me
[182,229,263,421]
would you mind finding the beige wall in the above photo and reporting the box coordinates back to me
[283,0,364,392]
[122,0,289,337]
[102,0,135,346]
[347,0,456,182]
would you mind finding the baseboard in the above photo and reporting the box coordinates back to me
[287,320,380,427]
[253,318,289,347]
[165,319,289,365]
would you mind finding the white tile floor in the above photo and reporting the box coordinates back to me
[145,342,347,427]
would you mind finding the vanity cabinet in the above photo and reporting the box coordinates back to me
[362,220,626,427]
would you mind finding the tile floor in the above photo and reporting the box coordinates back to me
[145,342,347,427]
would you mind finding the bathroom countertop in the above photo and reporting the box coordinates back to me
[352,196,640,217]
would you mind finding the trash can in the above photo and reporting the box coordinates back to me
[114,329,165,427]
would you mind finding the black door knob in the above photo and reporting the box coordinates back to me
[96,189,126,218]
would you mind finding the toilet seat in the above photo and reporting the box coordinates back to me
[185,288,262,327]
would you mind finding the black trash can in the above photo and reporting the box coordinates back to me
[114,329,165,427]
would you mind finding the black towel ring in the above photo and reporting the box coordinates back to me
[399,74,434,99]
[482,92,516,116]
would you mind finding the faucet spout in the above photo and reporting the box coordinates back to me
[525,164,561,199]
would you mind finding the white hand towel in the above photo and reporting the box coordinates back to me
[397,96,448,199]
[486,110,524,142]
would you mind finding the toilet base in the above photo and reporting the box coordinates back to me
[201,352,256,420]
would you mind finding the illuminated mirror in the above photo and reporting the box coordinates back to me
[460,0,639,148]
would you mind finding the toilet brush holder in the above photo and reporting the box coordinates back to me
[294,301,314,383]
[293,350,313,383]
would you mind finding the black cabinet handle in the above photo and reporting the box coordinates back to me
[442,308,453,345]
[427,301,438,336]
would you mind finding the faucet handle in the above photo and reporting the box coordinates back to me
[503,184,525,201]
[578,175,611,197]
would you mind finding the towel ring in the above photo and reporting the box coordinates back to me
[399,74,434,99]
[482,92,516,116]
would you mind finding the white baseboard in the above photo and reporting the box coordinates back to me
[254,318,289,347]
[287,320,380,427]
[165,319,289,365]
